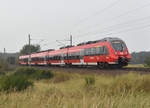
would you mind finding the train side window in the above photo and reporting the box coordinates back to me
[85,48,91,56]
[42,57,45,61]
[57,55,61,60]
[91,47,96,56]
[76,53,80,59]
[64,56,67,60]
[71,53,74,60]
[90,48,94,56]
[68,53,71,60]
[46,56,49,61]
[89,48,92,56]
[84,49,87,56]
[95,47,100,55]
[72,54,75,59]
[84,48,87,56]
[24,58,28,62]
[99,47,103,55]
[54,56,57,60]
[80,50,84,57]
[104,46,109,55]
[58,55,61,60]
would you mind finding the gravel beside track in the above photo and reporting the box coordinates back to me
[31,65,150,76]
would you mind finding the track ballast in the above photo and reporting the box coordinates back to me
[27,65,150,75]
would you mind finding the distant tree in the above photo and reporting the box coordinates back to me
[7,57,16,65]
[130,51,150,64]
[144,57,150,67]
[0,59,9,72]
[20,44,41,55]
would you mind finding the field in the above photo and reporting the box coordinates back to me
[126,64,145,68]
[0,67,150,108]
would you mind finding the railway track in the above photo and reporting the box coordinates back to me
[123,67,150,72]
[36,65,150,72]
[28,65,150,75]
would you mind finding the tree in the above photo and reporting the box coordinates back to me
[7,57,17,65]
[20,44,41,55]
[145,57,150,67]
[0,59,9,72]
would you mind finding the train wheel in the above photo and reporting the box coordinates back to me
[104,62,109,69]
[97,62,105,69]
[46,63,51,67]
[97,62,109,69]
[65,63,72,67]
[117,65,123,68]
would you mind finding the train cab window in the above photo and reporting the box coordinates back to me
[111,40,127,52]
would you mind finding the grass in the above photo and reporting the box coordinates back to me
[126,64,145,68]
[0,70,150,108]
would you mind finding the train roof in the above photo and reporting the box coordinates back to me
[19,37,124,57]
[76,37,122,46]
[19,55,29,59]
[32,49,55,54]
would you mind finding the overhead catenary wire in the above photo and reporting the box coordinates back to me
[71,0,122,31]
[29,1,150,51]
[74,16,150,38]
[72,22,150,44]
[72,1,150,35]
[91,23,150,38]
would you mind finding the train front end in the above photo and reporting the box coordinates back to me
[109,38,131,67]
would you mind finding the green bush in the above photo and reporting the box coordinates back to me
[14,67,54,80]
[0,75,33,92]
[0,72,5,76]
[14,67,37,76]
[31,70,54,80]
[0,59,9,72]
[85,75,95,87]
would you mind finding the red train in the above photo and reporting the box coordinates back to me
[19,37,131,68]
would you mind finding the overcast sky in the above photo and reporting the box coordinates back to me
[0,0,150,53]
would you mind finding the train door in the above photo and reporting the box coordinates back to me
[80,49,84,65]
[61,52,65,65]
[44,56,47,65]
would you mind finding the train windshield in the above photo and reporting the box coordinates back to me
[111,40,127,52]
